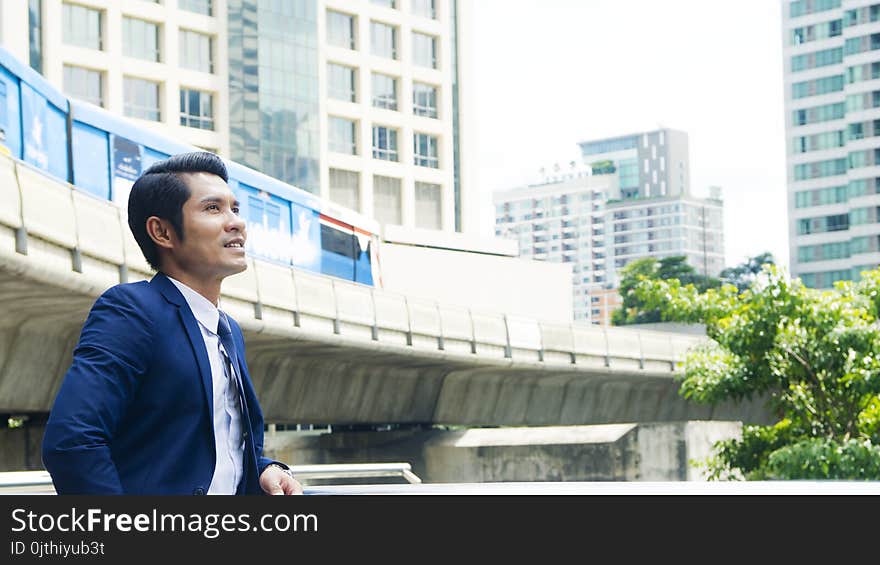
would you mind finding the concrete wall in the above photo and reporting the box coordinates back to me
[264,421,743,484]
[379,242,573,323]
[0,419,46,471]
[3,420,741,482]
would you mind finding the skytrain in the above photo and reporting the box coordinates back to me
[0,46,380,286]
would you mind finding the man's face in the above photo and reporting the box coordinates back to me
[173,172,247,280]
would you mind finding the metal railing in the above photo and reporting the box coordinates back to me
[0,463,421,495]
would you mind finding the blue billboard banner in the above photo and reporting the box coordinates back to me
[111,135,143,209]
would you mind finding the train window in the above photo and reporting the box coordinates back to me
[247,195,281,231]
[321,224,356,259]
[0,68,21,159]
[241,187,292,264]
[72,122,110,199]
[354,232,375,285]
[0,81,6,143]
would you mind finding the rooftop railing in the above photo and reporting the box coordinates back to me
[0,463,421,495]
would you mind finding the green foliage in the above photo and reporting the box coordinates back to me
[702,421,797,480]
[719,252,776,293]
[765,438,880,480]
[590,160,615,175]
[633,264,880,480]
[611,256,721,325]
[613,258,663,325]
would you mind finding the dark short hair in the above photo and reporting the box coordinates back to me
[127,151,229,271]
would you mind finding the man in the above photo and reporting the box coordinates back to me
[42,152,303,495]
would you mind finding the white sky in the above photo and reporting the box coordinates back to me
[470,0,789,269]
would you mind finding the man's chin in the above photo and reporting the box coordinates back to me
[222,259,249,277]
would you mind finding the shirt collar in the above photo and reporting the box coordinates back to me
[166,276,221,335]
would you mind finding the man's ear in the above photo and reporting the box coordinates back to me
[146,216,177,250]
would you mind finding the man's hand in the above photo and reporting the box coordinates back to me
[259,465,304,495]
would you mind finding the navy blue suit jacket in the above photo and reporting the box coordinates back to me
[42,272,276,494]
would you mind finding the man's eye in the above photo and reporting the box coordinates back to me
[206,204,219,211]
[232,207,240,215]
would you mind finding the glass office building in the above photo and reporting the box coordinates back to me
[8,0,474,233]
[228,0,320,192]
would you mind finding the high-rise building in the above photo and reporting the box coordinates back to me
[493,171,609,323]
[579,127,691,200]
[605,190,725,286]
[578,128,724,286]
[782,0,880,287]
[2,0,474,234]
[495,128,725,324]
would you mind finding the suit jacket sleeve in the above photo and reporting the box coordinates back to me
[42,285,155,494]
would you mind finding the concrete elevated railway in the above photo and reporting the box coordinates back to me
[0,154,770,427]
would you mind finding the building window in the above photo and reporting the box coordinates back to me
[329,168,360,211]
[328,63,356,102]
[371,0,396,8]
[413,82,438,118]
[412,32,438,69]
[124,77,161,121]
[413,132,439,168]
[327,10,356,50]
[179,0,212,16]
[62,3,102,50]
[179,30,213,73]
[28,0,42,72]
[179,88,214,130]
[371,21,397,59]
[63,65,103,107]
[123,17,160,62]
[374,175,402,225]
[372,125,399,161]
[415,181,442,229]
[371,73,398,110]
[329,117,357,155]
[412,0,437,19]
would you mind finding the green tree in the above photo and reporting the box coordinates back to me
[612,258,662,325]
[631,265,880,480]
[719,252,775,293]
[611,256,720,325]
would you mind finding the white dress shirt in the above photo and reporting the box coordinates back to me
[168,277,244,495]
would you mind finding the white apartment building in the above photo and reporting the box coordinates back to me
[782,0,880,287]
[578,128,725,287]
[606,192,725,284]
[494,175,725,324]
[1,0,475,235]
[494,172,609,323]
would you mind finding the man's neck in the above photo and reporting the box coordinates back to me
[161,269,222,306]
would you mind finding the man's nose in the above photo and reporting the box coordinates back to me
[227,211,246,233]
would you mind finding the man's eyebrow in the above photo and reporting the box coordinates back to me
[199,196,240,207]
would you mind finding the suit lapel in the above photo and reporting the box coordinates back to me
[151,273,215,423]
